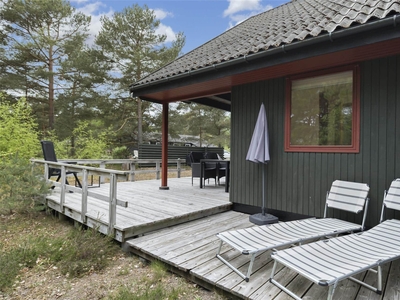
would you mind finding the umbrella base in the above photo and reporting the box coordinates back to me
[249,213,279,225]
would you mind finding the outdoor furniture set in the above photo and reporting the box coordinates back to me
[186,151,228,188]
[216,178,400,300]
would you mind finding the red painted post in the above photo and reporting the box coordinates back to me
[160,102,169,190]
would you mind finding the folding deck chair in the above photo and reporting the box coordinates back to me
[270,178,400,300]
[41,140,82,188]
[216,180,370,281]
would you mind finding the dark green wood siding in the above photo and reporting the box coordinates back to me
[231,54,400,227]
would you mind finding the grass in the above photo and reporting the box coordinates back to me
[108,261,206,300]
[0,212,117,292]
[0,212,223,299]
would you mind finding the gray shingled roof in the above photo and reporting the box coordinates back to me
[132,0,400,87]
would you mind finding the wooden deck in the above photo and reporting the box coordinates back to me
[127,210,400,300]
[45,177,231,242]
[45,176,400,299]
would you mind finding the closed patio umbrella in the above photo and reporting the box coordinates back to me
[246,103,278,225]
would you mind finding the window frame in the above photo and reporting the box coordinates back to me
[284,65,360,153]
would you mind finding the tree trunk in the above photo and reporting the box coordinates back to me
[49,45,54,130]
[199,126,202,147]
[70,81,77,157]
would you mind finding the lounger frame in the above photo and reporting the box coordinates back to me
[216,180,370,281]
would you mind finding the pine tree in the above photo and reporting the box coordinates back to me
[95,4,185,147]
[0,0,90,131]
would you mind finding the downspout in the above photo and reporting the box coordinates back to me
[130,14,400,93]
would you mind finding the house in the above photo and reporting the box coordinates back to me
[130,0,400,227]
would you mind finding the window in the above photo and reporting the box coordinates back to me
[285,66,360,153]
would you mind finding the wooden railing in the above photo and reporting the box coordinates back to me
[31,159,183,237]
[31,159,129,236]
[57,158,183,183]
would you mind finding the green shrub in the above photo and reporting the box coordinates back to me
[0,215,119,292]
[0,154,49,215]
[0,251,22,290]
[0,233,65,291]
[112,146,131,159]
[46,122,113,159]
[58,227,116,277]
[0,97,41,159]
[109,261,189,300]
[110,283,183,300]
[72,121,111,159]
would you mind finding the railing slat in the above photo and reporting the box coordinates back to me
[81,169,88,223]
[87,191,128,207]
[60,166,66,210]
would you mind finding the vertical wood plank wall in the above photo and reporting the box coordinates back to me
[230,54,400,227]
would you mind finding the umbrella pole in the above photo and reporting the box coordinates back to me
[262,163,266,215]
[249,162,278,225]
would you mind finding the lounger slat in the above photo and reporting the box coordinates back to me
[327,181,369,213]
[384,179,400,210]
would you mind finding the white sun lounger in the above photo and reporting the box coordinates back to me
[270,178,400,300]
[216,180,370,281]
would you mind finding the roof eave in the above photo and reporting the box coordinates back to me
[130,14,400,99]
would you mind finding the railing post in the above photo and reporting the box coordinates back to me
[108,173,117,236]
[100,163,106,184]
[81,169,88,223]
[60,165,66,210]
[156,161,161,180]
[44,162,49,181]
[130,162,135,182]
[177,158,181,178]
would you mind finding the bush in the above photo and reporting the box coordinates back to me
[59,227,116,277]
[0,97,41,159]
[112,146,131,159]
[0,215,119,292]
[46,122,113,159]
[72,121,111,159]
[0,154,49,215]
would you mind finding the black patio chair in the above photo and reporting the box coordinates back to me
[186,151,217,186]
[205,152,226,185]
[40,140,82,188]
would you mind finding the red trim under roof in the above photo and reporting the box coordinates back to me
[138,39,400,104]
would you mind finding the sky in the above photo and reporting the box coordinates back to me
[70,0,289,55]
